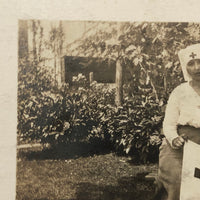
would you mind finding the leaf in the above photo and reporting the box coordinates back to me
[55,133,59,140]
[165,62,173,69]
[125,45,136,53]
[125,145,131,154]
[133,58,139,65]
[162,49,169,57]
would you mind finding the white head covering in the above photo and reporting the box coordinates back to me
[178,44,200,81]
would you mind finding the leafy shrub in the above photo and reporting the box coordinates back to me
[18,58,56,143]
[113,96,163,163]
[41,79,116,146]
[43,77,163,163]
[18,66,163,163]
[90,92,164,163]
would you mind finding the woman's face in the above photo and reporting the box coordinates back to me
[186,59,200,81]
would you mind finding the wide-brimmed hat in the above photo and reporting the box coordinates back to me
[178,43,200,81]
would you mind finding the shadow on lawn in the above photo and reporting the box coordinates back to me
[75,174,155,200]
[18,141,114,160]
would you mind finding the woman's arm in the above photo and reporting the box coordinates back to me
[163,86,184,148]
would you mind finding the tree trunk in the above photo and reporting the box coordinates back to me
[115,59,123,106]
[89,72,94,84]
[54,56,57,86]
[18,20,29,59]
[164,71,167,93]
[32,20,37,63]
[60,56,65,83]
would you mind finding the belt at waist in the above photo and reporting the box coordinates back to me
[177,125,200,145]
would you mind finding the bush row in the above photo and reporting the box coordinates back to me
[18,72,164,163]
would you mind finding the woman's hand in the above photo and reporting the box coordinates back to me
[172,134,188,149]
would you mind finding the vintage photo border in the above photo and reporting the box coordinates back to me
[1,0,200,199]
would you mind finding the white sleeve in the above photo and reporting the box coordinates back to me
[163,87,180,147]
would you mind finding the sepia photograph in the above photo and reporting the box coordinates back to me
[16,19,200,200]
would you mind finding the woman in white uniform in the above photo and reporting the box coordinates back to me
[156,44,200,200]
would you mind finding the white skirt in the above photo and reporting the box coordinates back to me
[180,140,200,200]
[157,125,200,200]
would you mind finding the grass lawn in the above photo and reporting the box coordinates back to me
[16,146,157,200]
